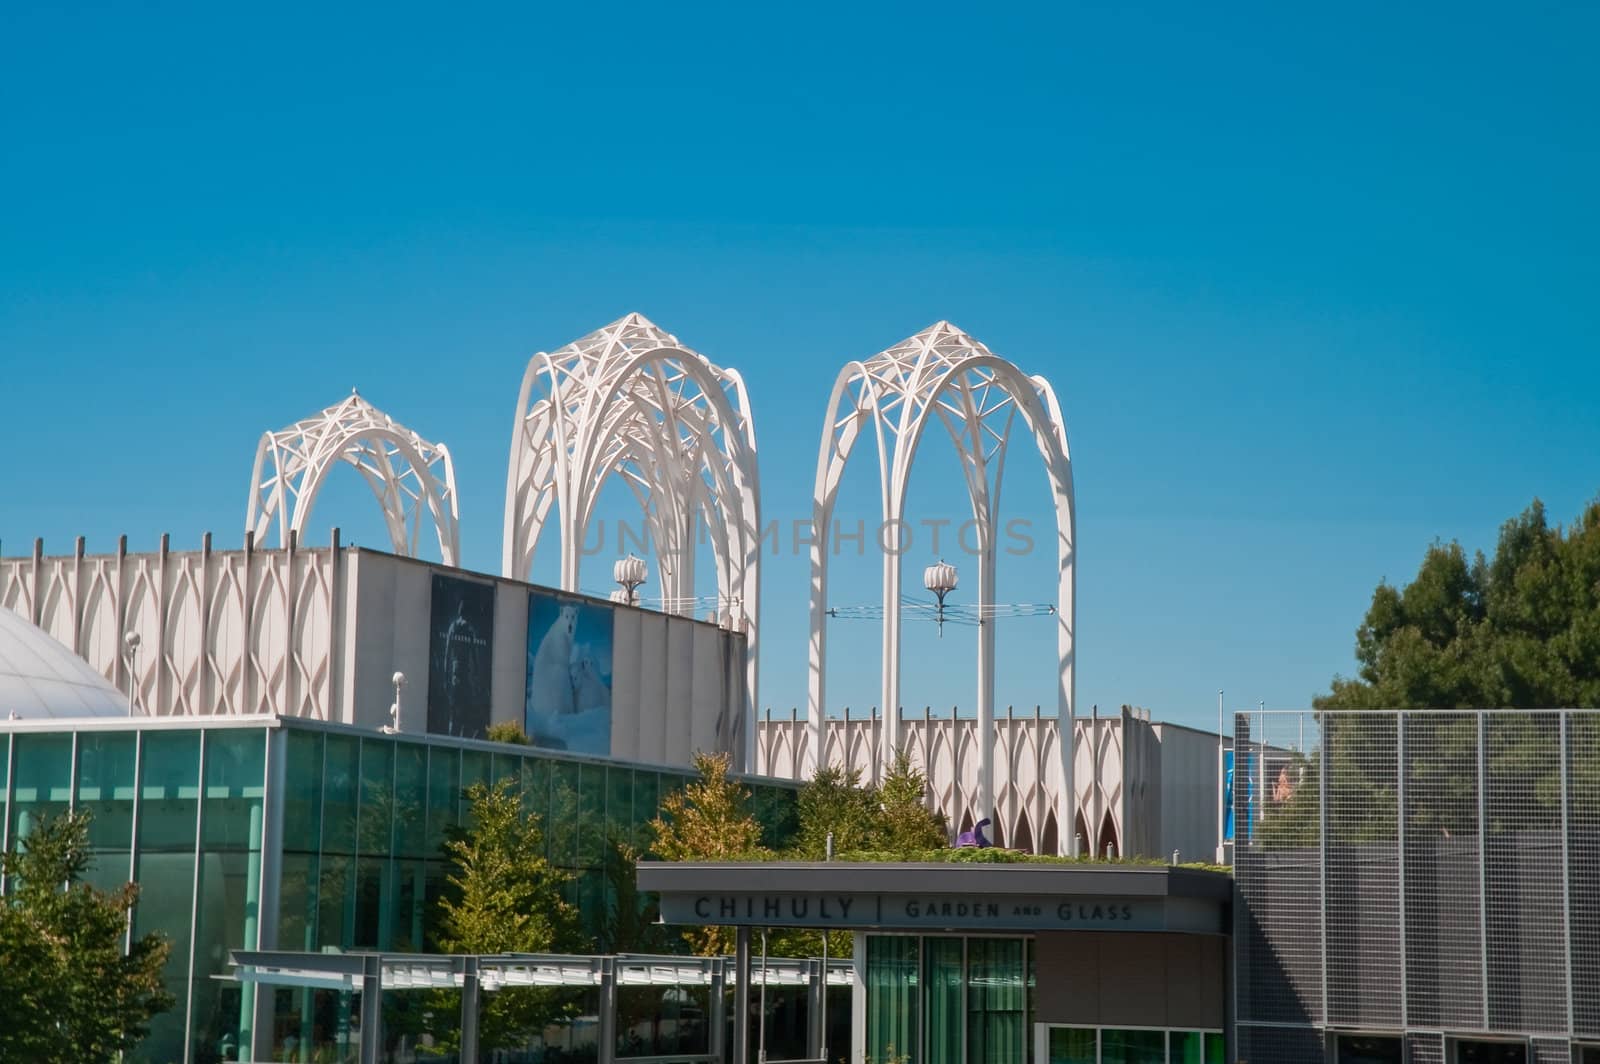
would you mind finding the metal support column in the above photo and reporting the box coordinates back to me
[598,957,617,1064]
[358,954,382,1064]
[1318,714,1330,1027]
[1397,713,1409,1030]
[1559,711,1574,1037]
[709,957,728,1062]
[1477,712,1490,1030]
[460,956,481,1064]
[734,926,752,1064]
[806,958,824,1062]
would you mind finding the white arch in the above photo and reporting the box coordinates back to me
[503,313,762,767]
[246,391,460,563]
[806,321,1075,834]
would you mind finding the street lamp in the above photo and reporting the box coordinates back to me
[923,560,959,637]
[614,554,648,607]
[123,632,142,716]
[383,671,405,734]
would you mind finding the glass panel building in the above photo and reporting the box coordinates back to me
[0,716,798,1064]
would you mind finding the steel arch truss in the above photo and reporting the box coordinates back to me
[806,321,1075,827]
[502,313,762,762]
[247,392,460,564]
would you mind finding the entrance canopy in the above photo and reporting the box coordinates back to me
[638,861,1232,935]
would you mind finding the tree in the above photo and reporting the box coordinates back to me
[649,751,769,954]
[0,810,173,1063]
[485,720,533,746]
[434,778,581,1053]
[793,765,883,859]
[877,750,949,853]
[1318,497,1600,710]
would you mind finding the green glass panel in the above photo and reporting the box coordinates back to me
[0,735,9,850]
[316,852,355,950]
[282,729,323,853]
[923,937,963,1064]
[633,772,659,847]
[277,852,319,951]
[77,731,136,850]
[393,742,427,859]
[191,849,259,1059]
[202,729,265,849]
[1102,1028,1165,1064]
[133,848,196,1064]
[492,751,521,790]
[607,765,633,843]
[865,936,918,1064]
[578,762,606,867]
[137,730,201,850]
[321,734,359,854]
[8,732,74,847]
[1047,1027,1096,1064]
[357,737,394,857]
[523,755,550,820]
[549,761,580,867]
[1206,1032,1225,1064]
[460,749,489,813]
[389,858,427,952]
[425,746,459,855]
[354,854,391,949]
[968,938,1025,1064]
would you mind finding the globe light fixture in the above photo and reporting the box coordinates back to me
[923,560,959,637]
[614,554,648,607]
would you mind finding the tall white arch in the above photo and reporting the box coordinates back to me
[806,321,1075,840]
[247,391,460,563]
[503,313,762,766]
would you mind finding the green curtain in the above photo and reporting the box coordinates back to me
[967,939,1025,1063]
[866,936,919,1062]
[923,938,963,1064]
[1047,1027,1096,1064]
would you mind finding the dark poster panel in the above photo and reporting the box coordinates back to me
[427,574,494,738]
[524,590,614,757]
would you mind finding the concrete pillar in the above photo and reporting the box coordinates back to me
[598,957,617,1064]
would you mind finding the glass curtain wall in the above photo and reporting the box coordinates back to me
[1,722,800,1064]
[865,935,1031,1064]
[1041,1027,1224,1064]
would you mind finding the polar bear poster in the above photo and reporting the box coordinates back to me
[524,591,614,755]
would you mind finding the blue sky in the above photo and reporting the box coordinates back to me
[2,2,1596,731]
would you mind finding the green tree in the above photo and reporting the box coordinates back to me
[877,750,949,853]
[1318,497,1600,710]
[649,751,769,954]
[0,810,173,1063]
[793,765,883,858]
[434,778,581,1053]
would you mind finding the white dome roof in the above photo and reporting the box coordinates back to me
[0,607,126,719]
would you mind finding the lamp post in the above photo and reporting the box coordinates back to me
[613,554,648,607]
[123,632,142,716]
[383,671,405,734]
[923,560,958,637]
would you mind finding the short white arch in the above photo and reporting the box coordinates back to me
[806,321,1075,836]
[246,391,460,563]
[503,313,762,767]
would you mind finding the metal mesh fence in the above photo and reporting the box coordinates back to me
[1233,709,1599,1062]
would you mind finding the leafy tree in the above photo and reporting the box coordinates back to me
[434,778,581,1053]
[0,810,173,1063]
[599,831,672,954]
[485,720,533,746]
[1318,497,1600,711]
[649,752,769,954]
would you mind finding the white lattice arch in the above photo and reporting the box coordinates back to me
[806,321,1076,830]
[503,313,762,765]
[247,392,460,564]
